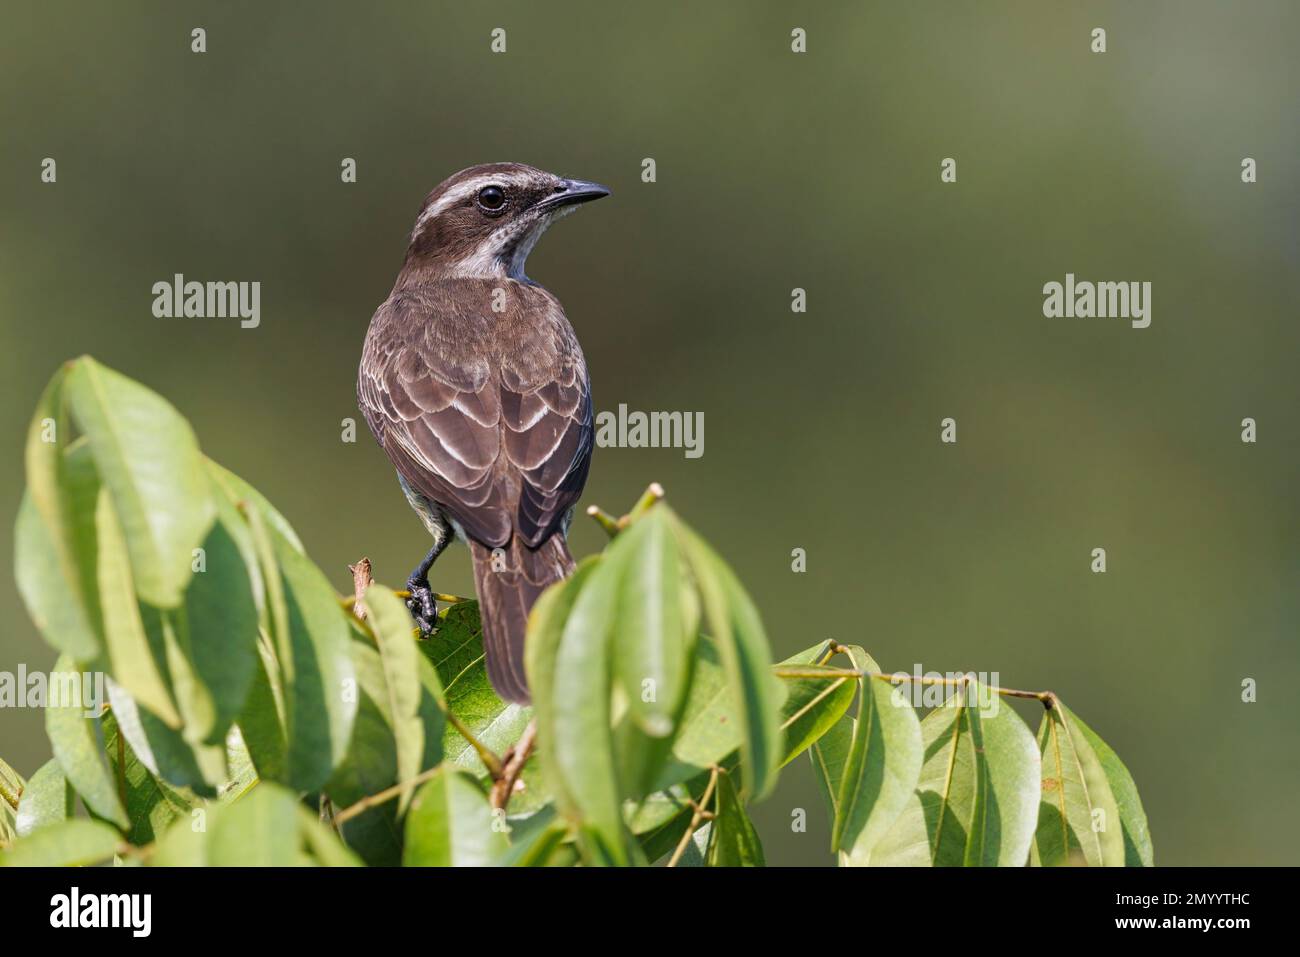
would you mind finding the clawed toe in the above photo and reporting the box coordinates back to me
[406,581,437,636]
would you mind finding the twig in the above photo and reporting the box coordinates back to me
[666,765,719,867]
[333,761,450,826]
[792,646,1056,707]
[624,482,665,524]
[490,720,537,811]
[347,558,373,619]
[585,504,621,538]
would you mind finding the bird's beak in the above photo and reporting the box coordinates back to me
[539,178,611,212]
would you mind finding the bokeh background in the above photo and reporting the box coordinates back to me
[2,1,1297,865]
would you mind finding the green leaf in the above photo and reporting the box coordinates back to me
[830,648,923,866]
[175,494,260,745]
[809,713,854,846]
[1,819,122,867]
[1068,707,1153,866]
[242,512,356,793]
[104,677,224,796]
[673,515,781,799]
[15,760,75,837]
[612,507,693,737]
[0,758,24,847]
[1031,702,1127,867]
[871,684,1040,866]
[63,356,215,608]
[326,638,445,865]
[205,458,304,554]
[526,558,595,825]
[151,782,358,866]
[236,634,288,785]
[419,602,544,813]
[403,767,509,866]
[676,822,712,866]
[537,551,637,865]
[705,770,764,866]
[103,710,195,845]
[364,584,426,813]
[20,367,102,661]
[778,664,857,767]
[93,486,181,727]
[497,817,574,867]
[45,655,127,829]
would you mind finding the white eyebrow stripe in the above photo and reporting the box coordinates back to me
[412,172,528,237]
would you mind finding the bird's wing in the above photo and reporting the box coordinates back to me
[500,353,593,548]
[359,289,592,549]
[359,297,512,546]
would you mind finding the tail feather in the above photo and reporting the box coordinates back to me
[469,535,574,704]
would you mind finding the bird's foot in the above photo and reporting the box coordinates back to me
[406,579,437,636]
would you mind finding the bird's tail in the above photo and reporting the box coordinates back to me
[468,534,575,704]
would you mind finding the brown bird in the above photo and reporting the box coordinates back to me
[358,163,608,703]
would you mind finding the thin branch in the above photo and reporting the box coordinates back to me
[792,646,1056,707]
[666,765,719,867]
[347,558,373,620]
[333,761,450,826]
[585,504,621,538]
[624,482,665,524]
[490,720,537,811]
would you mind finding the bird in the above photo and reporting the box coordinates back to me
[357,163,608,703]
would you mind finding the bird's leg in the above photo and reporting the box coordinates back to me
[406,537,449,635]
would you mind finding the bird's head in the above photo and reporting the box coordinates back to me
[402,162,610,280]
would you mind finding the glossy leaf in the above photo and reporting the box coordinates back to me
[45,655,127,829]
[545,552,636,864]
[0,819,122,867]
[103,710,195,845]
[1069,707,1153,866]
[526,558,596,830]
[871,684,1040,866]
[104,677,224,797]
[205,458,304,554]
[93,487,180,727]
[242,513,356,793]
[15,759,74,837]
[20,368,102,660]
[364,584,426,812]
[704,770,764,866]
[151,782,359,866]
[175,498,260,745]
[403,767,508,866]
[830,648,923,866]
[1032,702,1127,867]
[612,507,692,737]
[778,664,857,767]
[326,639,445,865]
[809,713,854,861]
[673,516,781,799]
[64,356,214,608]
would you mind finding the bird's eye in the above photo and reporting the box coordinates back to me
[477,185,506,212]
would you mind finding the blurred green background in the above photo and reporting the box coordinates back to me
[2,1,1297,865]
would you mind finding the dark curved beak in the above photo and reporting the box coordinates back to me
[539,178,611,212]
